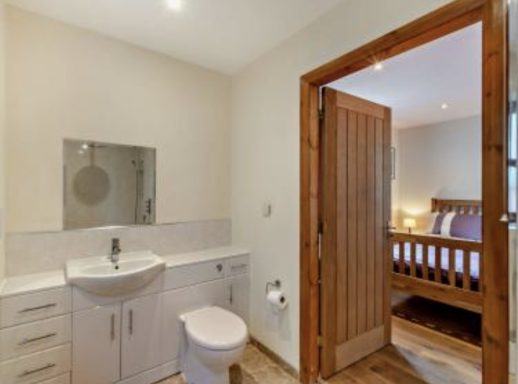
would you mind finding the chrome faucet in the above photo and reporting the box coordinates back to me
[110,238,121,264]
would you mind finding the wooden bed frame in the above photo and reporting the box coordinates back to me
[391,198,483,313]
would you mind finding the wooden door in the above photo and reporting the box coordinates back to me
[320,87,392,379]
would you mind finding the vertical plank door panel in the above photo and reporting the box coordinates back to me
[320,88,391,378]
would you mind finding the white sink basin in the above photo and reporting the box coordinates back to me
[66,251,166,296]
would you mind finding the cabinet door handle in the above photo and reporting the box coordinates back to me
[18,303,57,313]
[18,363,56,377]
[129,310,134,335]
[110,314,115,341]
[18,332,57,346]
[229,284,233,305]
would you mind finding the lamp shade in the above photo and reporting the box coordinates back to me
[403,218,417,229]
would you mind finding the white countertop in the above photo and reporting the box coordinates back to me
[161,246,249,268]
[0,246,250,299]
[0,270,67,298]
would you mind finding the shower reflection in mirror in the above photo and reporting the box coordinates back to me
[63,139,156,230]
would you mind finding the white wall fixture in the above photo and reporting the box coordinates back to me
[165,0,182,12]
[262,203,273,218]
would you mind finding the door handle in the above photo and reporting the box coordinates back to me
[500,213,517,223]
[110,314,115,341]
[129,309,134,335]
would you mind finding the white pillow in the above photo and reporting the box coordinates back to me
[440,212,456,236]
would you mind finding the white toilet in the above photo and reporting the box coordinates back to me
[180,306,248,384]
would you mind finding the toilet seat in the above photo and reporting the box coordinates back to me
[183,306,247,351]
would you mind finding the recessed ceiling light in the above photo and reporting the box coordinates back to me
[441,103,449,110]
[81,143,89,150]
[166,0,182,11]
[373,62,384,71]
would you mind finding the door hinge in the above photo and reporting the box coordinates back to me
[318,109,324,121]
[317,222,323,260]
[317,334,323,347]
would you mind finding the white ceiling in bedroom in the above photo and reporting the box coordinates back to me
[329,23,482,130]
[5,0,344,74]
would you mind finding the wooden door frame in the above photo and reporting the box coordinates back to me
[299,0,508,383]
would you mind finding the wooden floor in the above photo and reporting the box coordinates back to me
[327,317,482,384]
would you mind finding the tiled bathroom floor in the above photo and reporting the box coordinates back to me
[158,344,299,384]
[158,316,481,384]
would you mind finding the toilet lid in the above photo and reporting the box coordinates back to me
[184,307,248,351]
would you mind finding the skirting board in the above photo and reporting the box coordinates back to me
[249,336,299,379]
[117,359,180,384]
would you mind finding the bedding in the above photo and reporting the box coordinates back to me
[450,214,482,240]
[429,212,482,240]
[391,199,483,312]
[392,241,480,285]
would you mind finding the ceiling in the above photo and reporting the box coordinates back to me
[6,0,344,74]
[329,23,482,129]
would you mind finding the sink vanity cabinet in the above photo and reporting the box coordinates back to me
[0,247,250,384]
[72,303,121,384]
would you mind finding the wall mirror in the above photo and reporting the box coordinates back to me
[63,139,156,230]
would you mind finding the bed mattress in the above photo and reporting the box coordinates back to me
[392,242,480,288]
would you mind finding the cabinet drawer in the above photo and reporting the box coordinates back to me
[40,373,70,384]
[1,288,71,328]
[164,260,225,290]
[226,255,249,276]
[0,315,72,361]
[0,344,71,384]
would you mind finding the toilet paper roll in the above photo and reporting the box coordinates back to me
[267,290,288,311]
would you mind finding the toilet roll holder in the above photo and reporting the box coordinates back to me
[266,279,282,293]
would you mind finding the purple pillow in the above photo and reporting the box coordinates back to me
[450,214,482,240]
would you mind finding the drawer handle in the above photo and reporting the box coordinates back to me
[18,303,57,313]
[18,363,56,377]
[18,332,57,346]
[231,264,247,270]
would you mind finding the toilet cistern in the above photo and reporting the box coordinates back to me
[110,238,121,265]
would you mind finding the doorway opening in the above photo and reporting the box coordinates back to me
[300,1,508,383]
[318,21,483,383]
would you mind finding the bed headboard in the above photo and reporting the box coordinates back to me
[431,198,482,215]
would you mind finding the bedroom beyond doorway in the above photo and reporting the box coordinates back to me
[312,14,486,384]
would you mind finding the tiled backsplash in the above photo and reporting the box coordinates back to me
[6,219,231,276]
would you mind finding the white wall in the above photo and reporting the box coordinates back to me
[394,115,481,229]
[6,6,231,233]
[0,3,6,279]
[231,0,451,369]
